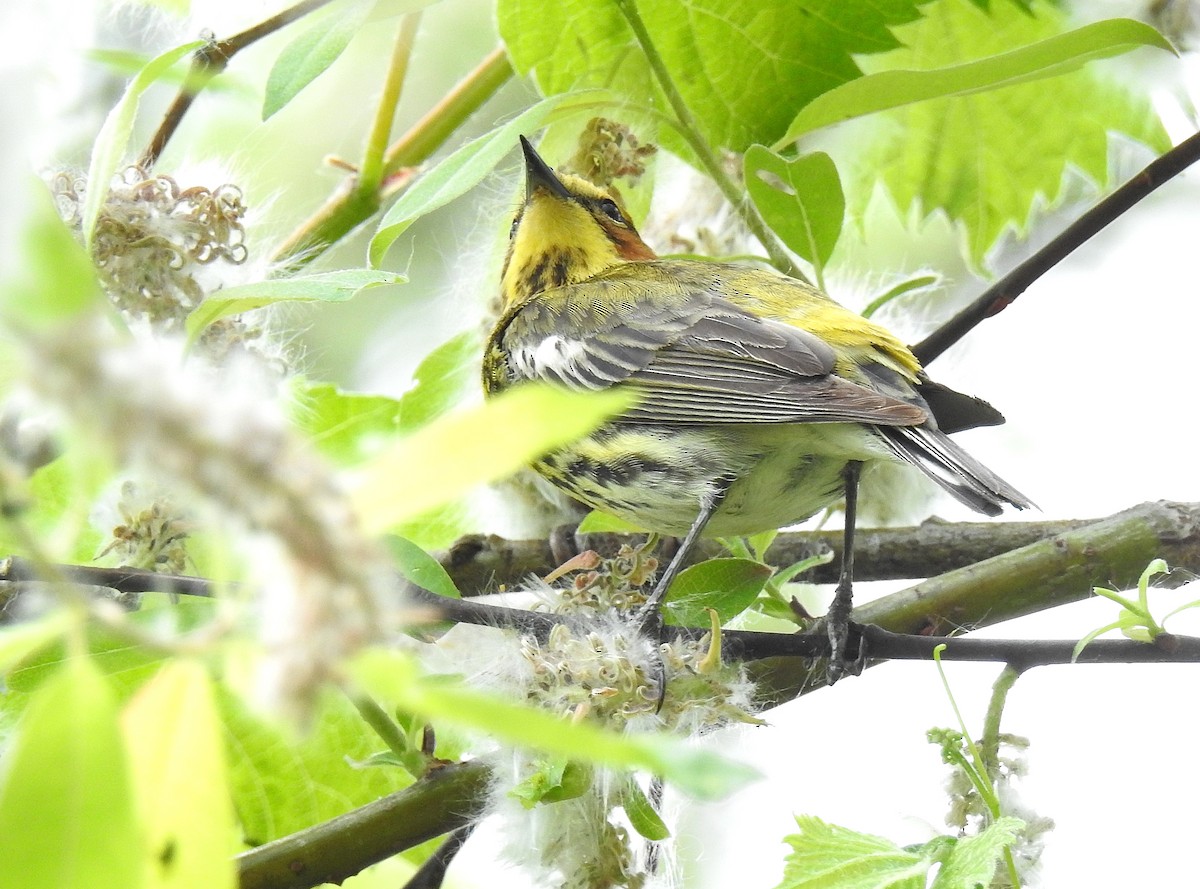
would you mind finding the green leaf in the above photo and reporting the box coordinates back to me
[396,330,480,433]
[350,384,632,533]
[510,758,592,808]
[852,0,1172,263]
[1,178,104,326]
[290,380,404,466]
[779,17,1174,143]
[498,0,923,151]
[217,685,413,845]
[121,660,238,889]
[621,778,670,841]
[662,558,772,627]
[386,535,460,598]
[0,450,111,565]
[744,147,844,273]
[368,89,614,266]
[0,657,142,889]
[930,817,1023,889]
[83,39,206,250]
[262,0,373,120]
[186,269,403,344]
[576,509,649,534]
[352,649,759,800]
[777,815,929,889]
[0,614,70,678]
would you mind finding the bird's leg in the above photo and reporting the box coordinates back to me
[635,475,734,633]
[825,460,864,684]
[635,477,734,712]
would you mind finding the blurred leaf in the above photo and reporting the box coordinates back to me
[291,381,403,466]
[262,0,373,120]
[350,384,632,533]
[186,269,403,344]
[779,17,1174,143]
[386,535,460,598]
[352,648,759,800]
[777,815,928,889]
[744,147,844,273]
[499,0,924,151]
[0,450,111,565]
[662,558,772,627]
[0,614,70,679]
[121,661,237,889]
[83,39,205,250]
[853,0,1172,263]
[0,657,141,889]
[2,179,104,327]
[576,509,648,534]
[368,89,613,266]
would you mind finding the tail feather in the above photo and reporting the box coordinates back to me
[880,425,1035,516]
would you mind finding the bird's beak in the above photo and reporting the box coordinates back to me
[520,135,571,202]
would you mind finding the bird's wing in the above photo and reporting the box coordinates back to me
[496,280,926,427]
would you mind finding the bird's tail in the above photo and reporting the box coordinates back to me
[879,425,1035,517]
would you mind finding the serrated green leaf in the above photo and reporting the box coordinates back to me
[350,384,632,533]
[386,535,460,598]
[744,147,844,273]
[368,89,614,266]
[780,17,1173,143]
[396,330,480,433]
[217,685,413,845]
[352,649,759,800]
[186,269,403,344]
[2,178,104,327]
[121,660,237,889]
[853,0,1172,264]
[930,817,1023,889]
[662,558,772,628]
[778,815,929,889]
[83,39,205,250]
[262,0,373,120]
[0,658,141,889]
[499,0,923,152]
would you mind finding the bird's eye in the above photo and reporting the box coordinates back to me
[509,215,520,239]
[597,198,625,225]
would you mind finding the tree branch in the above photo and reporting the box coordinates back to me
[236,760,489,889]
[139,0,338,168]
[913,130,1200,365]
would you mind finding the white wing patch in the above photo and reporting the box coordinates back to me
[512,335,599,388]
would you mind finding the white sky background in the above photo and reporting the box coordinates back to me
[4,0,1200,887]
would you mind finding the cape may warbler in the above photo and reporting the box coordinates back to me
[484,137,1031,666]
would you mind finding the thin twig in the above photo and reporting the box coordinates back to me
[358,12,422,192]
[913,130,1200,366]
[269,46,514,266]
[609,0,804,281]
[139,0,338,168]
[401,824,477,889]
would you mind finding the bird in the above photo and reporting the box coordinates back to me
[483,135,1033,676]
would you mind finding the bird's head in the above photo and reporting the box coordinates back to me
[500,136,655,306]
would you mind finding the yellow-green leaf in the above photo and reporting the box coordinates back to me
[121,660,238,889]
